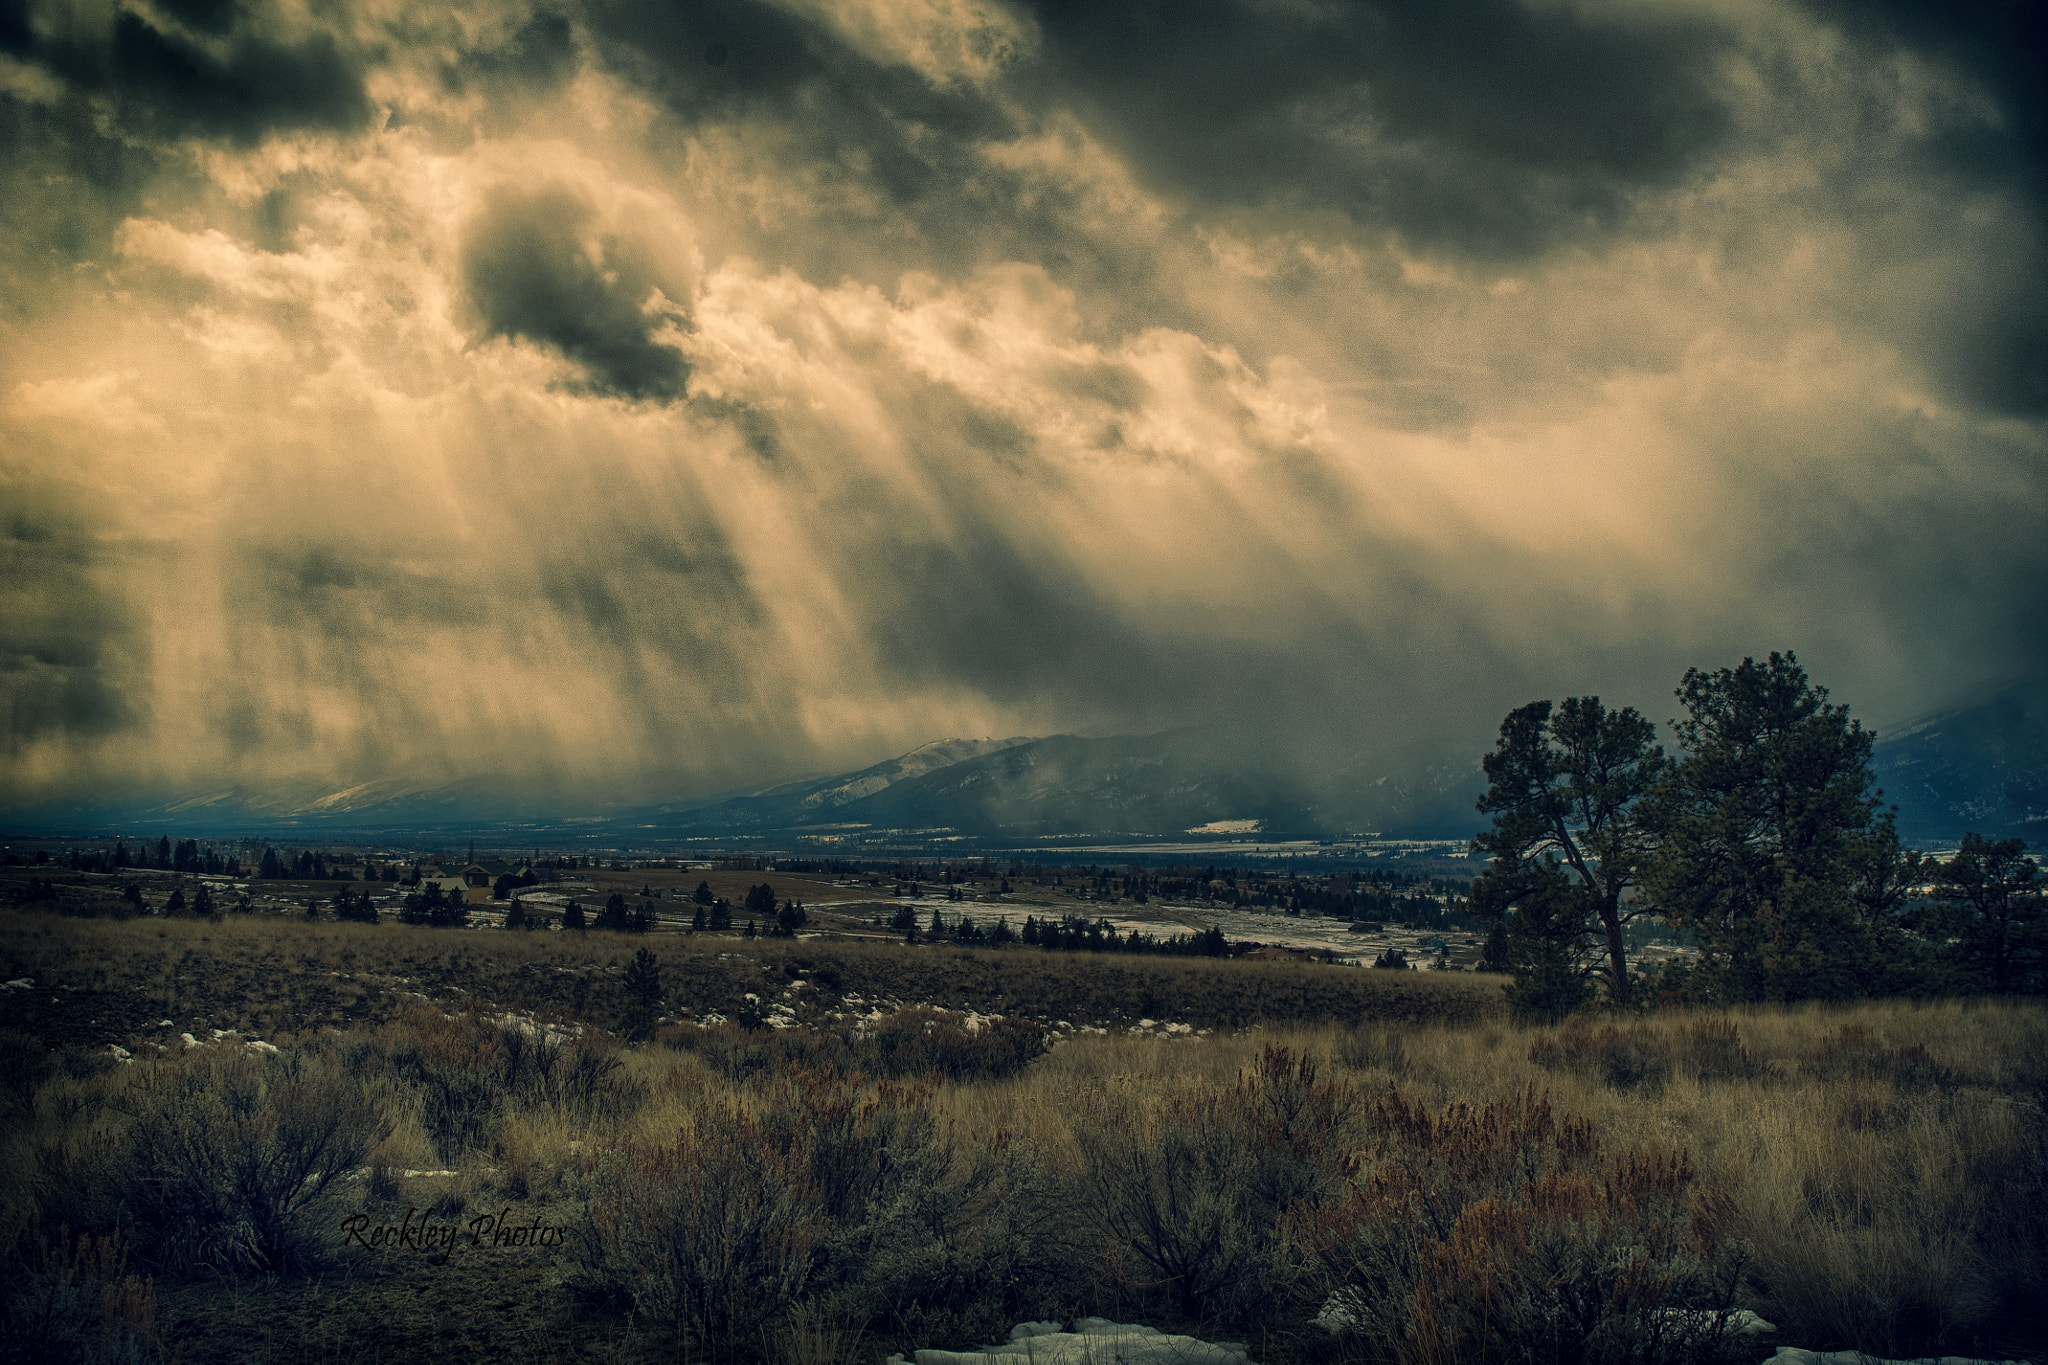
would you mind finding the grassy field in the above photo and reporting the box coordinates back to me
[0,902,1504,1052]
[2,905,2043,1365]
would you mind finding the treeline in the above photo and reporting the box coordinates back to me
[27,838,245,878]
[1472,651,2044,1016]
[864,903,1231,957]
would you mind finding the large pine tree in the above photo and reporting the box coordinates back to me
[1644,652,1910,1002]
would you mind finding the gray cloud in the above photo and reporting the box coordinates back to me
[1,0,2044,807]
[464,186,691,400]
[1019,0,1736,259]
[0,485,141,756]
[2,0,371,145]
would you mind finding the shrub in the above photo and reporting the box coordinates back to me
[861,1008,1052,1082]
[0,1222,164,1365]
[568,1073,1070,1358]
[1529,1018,1675,1093]
[1295,1084,1746,1364]
[369,1009,635,1158]
[1674,1018,1770,1085]
[1802,1023,1955,1092]
[84,1046,387,1274]
[1076,1046,1357,1325]
[1334,1026,1409,1076]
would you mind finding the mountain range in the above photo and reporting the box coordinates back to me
[6,679,2041,848]
[1871,676,2048,846]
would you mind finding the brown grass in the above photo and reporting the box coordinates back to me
[2,905,2042,1363]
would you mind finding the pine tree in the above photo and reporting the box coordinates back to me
[1928,834,2044,993]
[1471,696,1665,1006]
[1644,652,1904,1003]
[563,900,586,931]
[624,948,662,1008]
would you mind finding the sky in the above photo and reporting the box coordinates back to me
[3,0,2045,808]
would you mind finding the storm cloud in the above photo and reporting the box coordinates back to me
[1,0,2043,807]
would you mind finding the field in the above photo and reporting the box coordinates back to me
[2,901,2044,1365]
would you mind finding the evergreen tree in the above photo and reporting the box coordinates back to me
[156,836,172,870]
[595,893,631,931]
[691,902,707,933]
[744,882,778,922]
[164,886,187,915]
[431,888,468,928]
[694,880,713,906]
[563,899,586,931]
[503,898,529,931]
[1471,696,1665,1006]
[1643,652,1903,1003]
[709,898,733,931]
[624,948,662,1009]
[1928,834,2045,993]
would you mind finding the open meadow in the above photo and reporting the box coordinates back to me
[2,905,2044,1365]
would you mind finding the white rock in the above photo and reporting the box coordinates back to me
[2,978,32,990]
[246,1039,280,1055]
[1762,1348,2030,1365]
[179,1032,202,1048]
[107,1044,132,1062]
[888,1319,1253,1365]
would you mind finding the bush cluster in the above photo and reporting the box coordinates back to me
[658,1007,1054,1085]
[567,1069,1072,1357]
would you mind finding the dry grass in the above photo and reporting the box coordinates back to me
[2,904,2042,1363]
[0,906,1506,1057]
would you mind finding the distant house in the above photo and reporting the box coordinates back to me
[461,863,492,889]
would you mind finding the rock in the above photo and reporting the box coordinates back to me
[1763,1351,2030,1365]
[889,1319,1253,1365]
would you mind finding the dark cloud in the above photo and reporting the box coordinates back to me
[463,186,690,400]
[3,0,2046,807]
[1018,0,1735,258]
[3,0,371,146]
[1799,0,2048,416]
[0,488,140,752]
[438,7,579,94]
